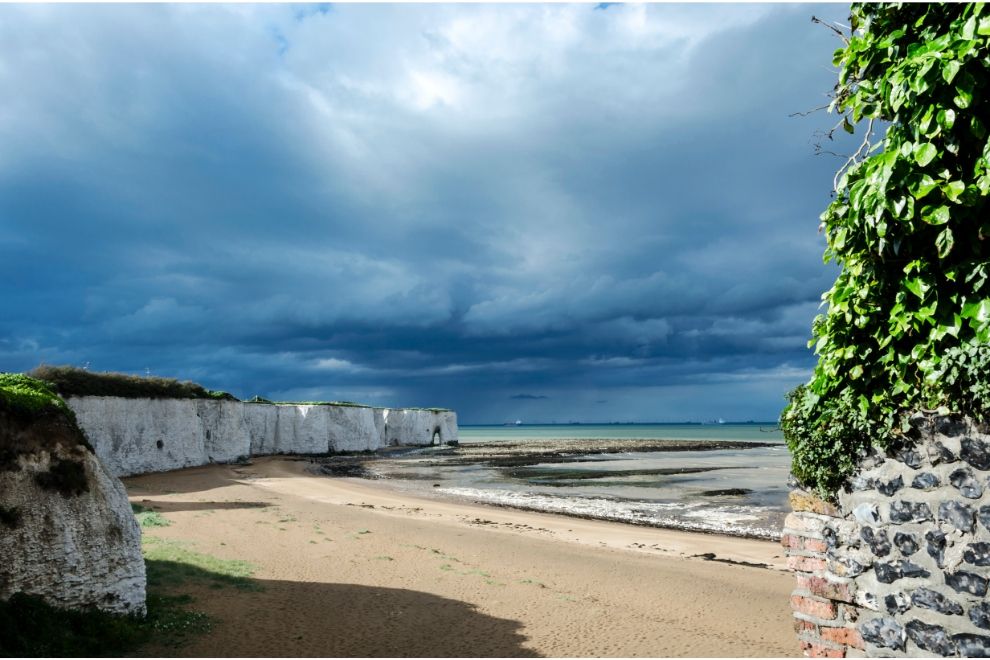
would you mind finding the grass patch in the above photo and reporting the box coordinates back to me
[29,365,237,402]
[132,503,171,528]
[143,538,260,591]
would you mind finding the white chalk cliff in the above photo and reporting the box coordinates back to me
[68,397,459,477]
[0,408,146,615]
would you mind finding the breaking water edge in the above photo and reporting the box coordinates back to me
[319,424,790,540]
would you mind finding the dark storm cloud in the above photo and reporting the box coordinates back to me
[0,3,855,422]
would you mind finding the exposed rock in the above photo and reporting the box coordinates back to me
[945,571,989,597]
[969,603,990,630]
[0,407,145,614]
[67,397,459,477]
[896,448,924,469]
[960,437,990,471]
[901,561,931,579]
[854,502,881,525]
[929,440,957,465]
[905,620,956,656]
[963,542,990,567]
[860,617,906,651]
[936,417,967,437]
[949,468,984,499]
[940,501,976,533]
[927,530,947,568]
[830,554,867,578]
[953,633,990,657]
[848,475,875,492]
[910,587,963,615]
[862,526,892,557]
[894,532,919,556]
[878,475,905,496]
[875,560,929,584]
[979,505,990,532]
[910,472,939,490]
[822,525,838,549]
[884,592,910,614]
[876,563,903,584]
[889,500,933,524]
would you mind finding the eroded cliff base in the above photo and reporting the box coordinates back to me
[0,404,146,615]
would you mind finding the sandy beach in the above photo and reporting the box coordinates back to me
[125,456,799,657]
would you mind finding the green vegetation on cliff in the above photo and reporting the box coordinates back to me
[0,373,69,417]
[29,365,237,402]
[783,3,990,496]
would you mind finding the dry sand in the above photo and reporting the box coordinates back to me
[125,456,799,657]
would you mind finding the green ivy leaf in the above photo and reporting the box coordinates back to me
[923,204,951,225]
[942,59,962,83]
[962,299,990,323]
[938,108,956,129]
[914,142,938,166]
[911,173,939,198]
[944,180,966,202]
[936,227,955,258]
[905,277,930,299]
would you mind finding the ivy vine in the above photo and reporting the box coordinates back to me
[782,3,990,497]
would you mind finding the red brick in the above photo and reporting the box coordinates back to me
[820,626,864,650]
[783,534,828,554]
[791,595,837,620]
[808,643,845,658]
[794,618,817,634]
[806,576,853,603]
[788,555,827,573]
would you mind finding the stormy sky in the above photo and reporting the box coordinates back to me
[0,3,856,423]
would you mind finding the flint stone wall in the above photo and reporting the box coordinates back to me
[785,414,990,657]
[69,397,459,477]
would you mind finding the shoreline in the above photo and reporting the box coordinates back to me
[315,439,788,542]
[124,456,798,657]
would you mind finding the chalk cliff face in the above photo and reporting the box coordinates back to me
[68,397,459,477]
[0,408,146,615]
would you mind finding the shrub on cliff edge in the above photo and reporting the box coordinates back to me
[0,373,69,418]
[29,365,237,401]
[783,3,990,497]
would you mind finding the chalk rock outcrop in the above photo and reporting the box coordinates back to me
[0,406,146,615]
[68,396,459,477]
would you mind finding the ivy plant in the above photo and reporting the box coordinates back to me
[782,3,990,497]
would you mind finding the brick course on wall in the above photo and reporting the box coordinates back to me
[785,414,990,657]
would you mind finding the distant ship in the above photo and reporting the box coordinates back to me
[515,419,522,425]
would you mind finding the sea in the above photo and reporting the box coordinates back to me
[328,423,790,540]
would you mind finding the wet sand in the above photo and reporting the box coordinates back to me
[125,456,799,657]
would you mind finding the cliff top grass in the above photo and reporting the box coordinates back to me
[21,365,452,412]
[0,373,69,417]
[30,365,238,402]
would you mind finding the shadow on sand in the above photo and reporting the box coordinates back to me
[135,499,272,513]
[143,560,539,658]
